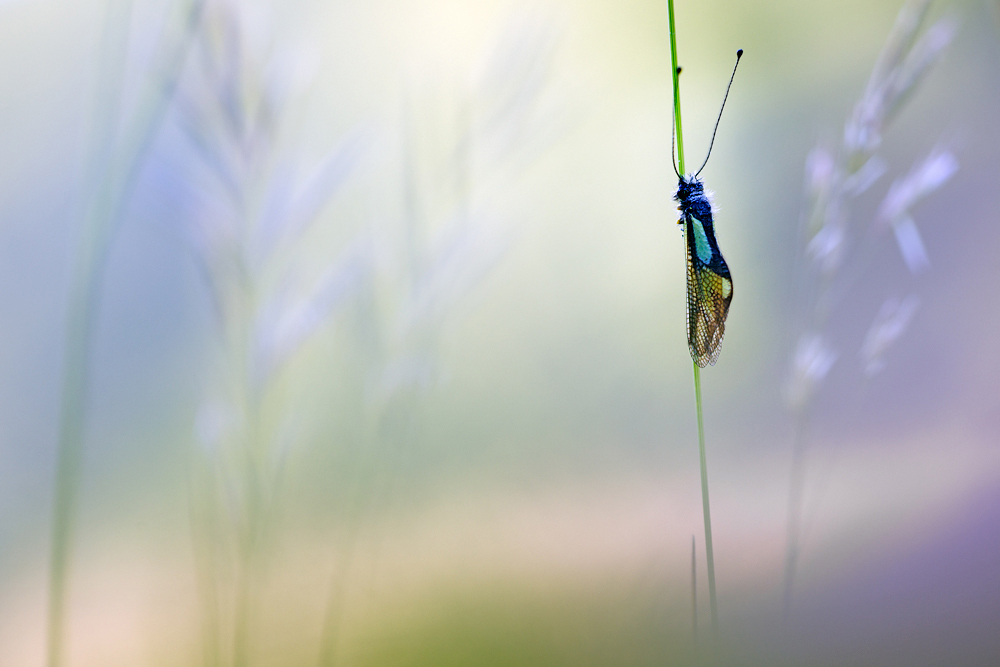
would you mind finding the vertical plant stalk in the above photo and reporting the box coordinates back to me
[667,0,718,636]
[691,535,698,643]
[46,2,205,665]
[692,361,718,634]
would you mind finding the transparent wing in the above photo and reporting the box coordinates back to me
[685,223,733,367]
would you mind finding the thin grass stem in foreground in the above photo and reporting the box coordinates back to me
[666,0,718,637]
[691,535,698,643]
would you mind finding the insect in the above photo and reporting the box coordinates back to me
[673,49,743,367]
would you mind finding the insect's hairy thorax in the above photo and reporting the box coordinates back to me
[675,176,730,278]
[675,176,712,219]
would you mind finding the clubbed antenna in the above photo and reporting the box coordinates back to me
[694,49,743,177]
[670,66,683,179]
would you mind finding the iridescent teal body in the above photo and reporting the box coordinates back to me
[676,175,732,367]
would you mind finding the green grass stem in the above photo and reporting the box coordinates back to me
[667,0,685,177]
[667,0,718,637]
[692,363,718,634]
[691,535,698,643]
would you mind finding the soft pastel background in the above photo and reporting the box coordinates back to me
[0,0,997,665]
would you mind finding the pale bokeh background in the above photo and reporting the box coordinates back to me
[0,0,998,665]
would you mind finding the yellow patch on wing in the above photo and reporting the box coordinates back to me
[686,250,733,367]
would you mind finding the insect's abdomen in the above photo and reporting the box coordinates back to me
[679,186,732,367]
